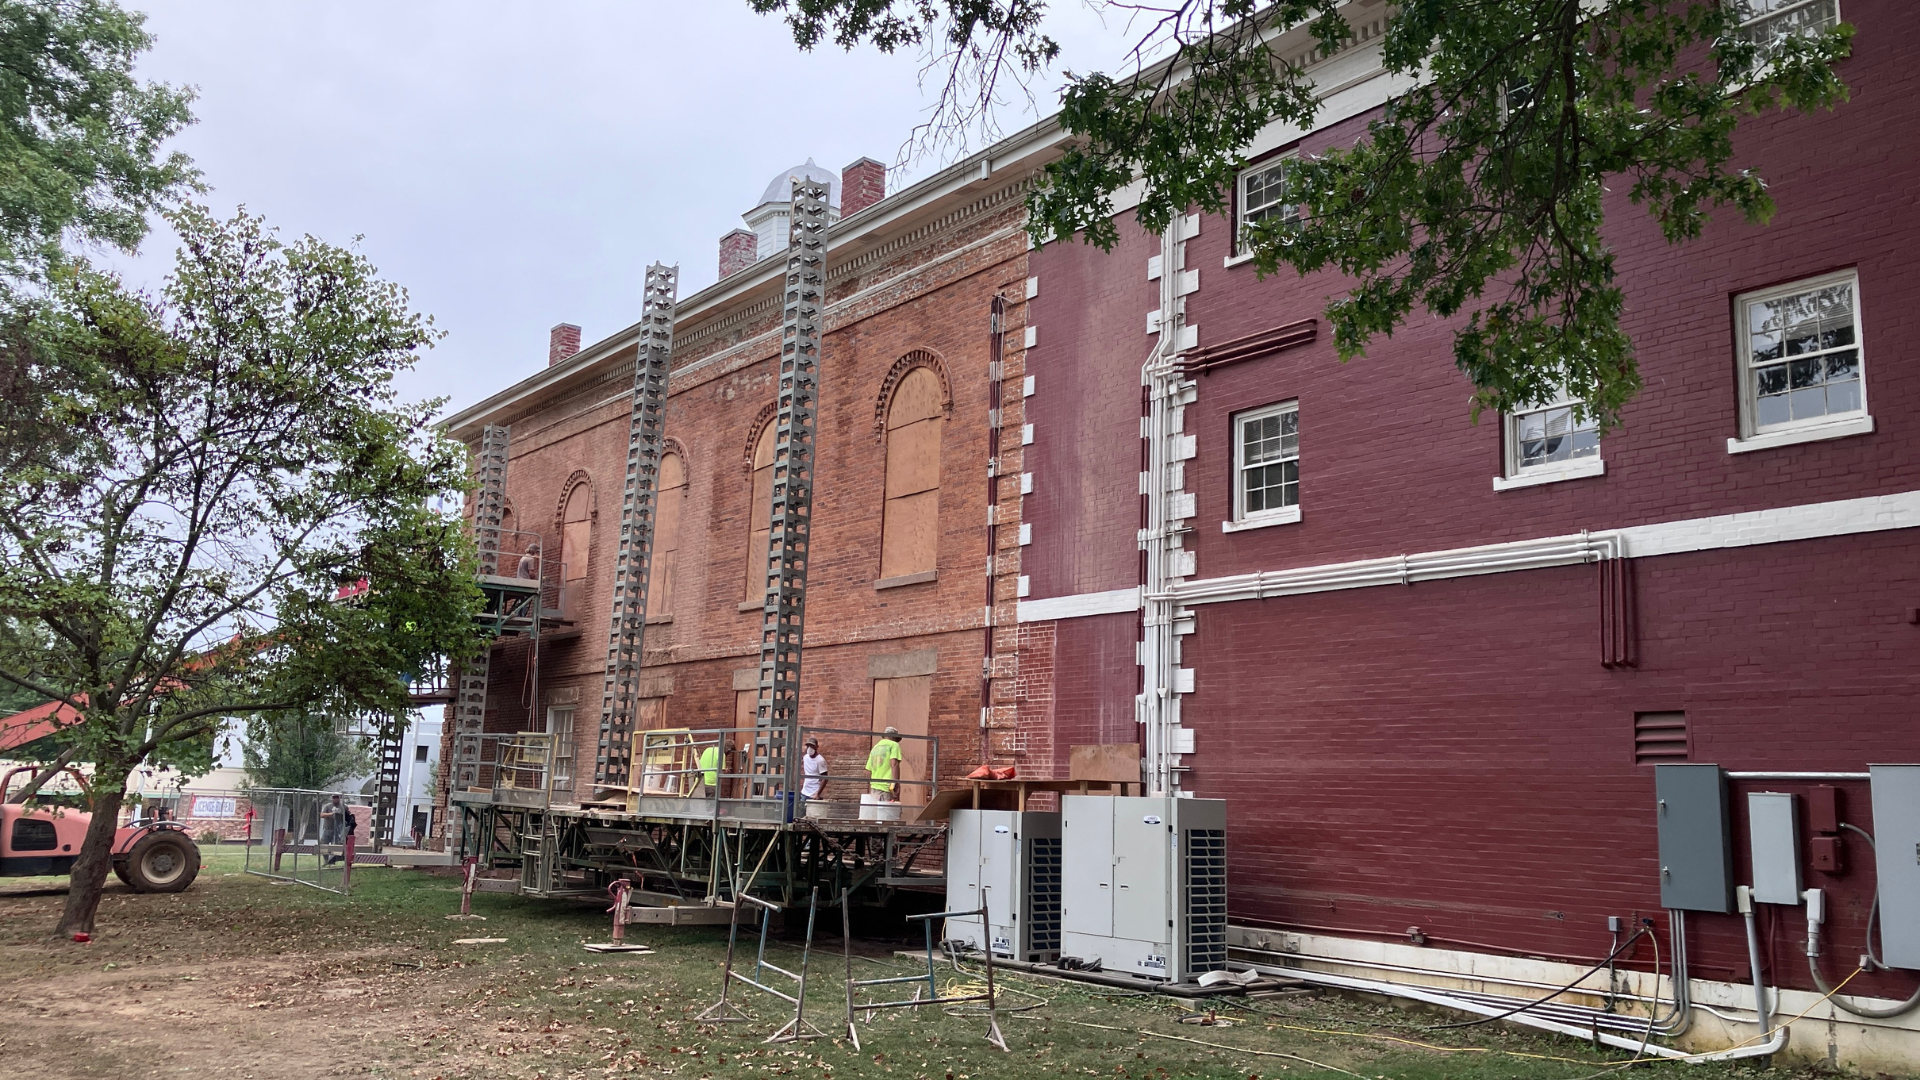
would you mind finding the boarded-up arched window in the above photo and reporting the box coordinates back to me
[651,452,685,616]
[880,367,943,579]
[745,421,777,600]
[559,482,591,616]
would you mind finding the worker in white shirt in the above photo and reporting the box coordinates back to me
[800,738,829,801]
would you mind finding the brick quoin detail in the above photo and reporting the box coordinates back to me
[840,157,886,217]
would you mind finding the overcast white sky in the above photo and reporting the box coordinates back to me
[106,3,1148,416]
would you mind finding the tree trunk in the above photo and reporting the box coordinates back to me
[54,762,129,939]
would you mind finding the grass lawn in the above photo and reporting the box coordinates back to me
[0,846,1827,1080]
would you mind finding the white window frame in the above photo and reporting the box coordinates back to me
[1230,152,1299,261]
[1225,400,1301,532]
[1729,268,1871,454]
[546,705,575,793]
[1734,0,1841,46]
[1493,395,1605,491]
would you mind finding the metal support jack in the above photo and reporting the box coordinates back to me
[585,879,655,954]
[696,890,826,1042]
[842,894,1007,1052]
[447,856,486,921]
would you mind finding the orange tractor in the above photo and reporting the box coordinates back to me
[0,765,201,892]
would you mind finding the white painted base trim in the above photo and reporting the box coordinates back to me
[1491,456,1605,491]
[1728,414,1873,454]
[1016,586,1141,623]
[1027,487,1920,622]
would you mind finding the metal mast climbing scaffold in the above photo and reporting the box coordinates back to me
[456,423,512,790]
[751,177,830,801]
[594,263,680,797]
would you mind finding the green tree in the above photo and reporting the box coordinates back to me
[0,206,485,937]
[0,0,196,277]
[241,711,373,791]
[751,0,1852,427]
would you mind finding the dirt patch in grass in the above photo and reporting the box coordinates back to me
[0,848,1829,1080]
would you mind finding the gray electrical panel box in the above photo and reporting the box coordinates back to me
[1654,764,1733,913]
[945,809,1062,962]
[1747,792,1801,905]
[1059,795,1227,982]
[1869,765,1920,969]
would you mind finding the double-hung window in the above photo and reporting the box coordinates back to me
[1226,401,1300,530]
[1235,153,1299,253]
[1733,0,1840,46]
[1731,269,1869,452]
[1495,396,1603,490]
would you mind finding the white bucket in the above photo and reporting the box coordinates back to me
[805,799,830,820]
[859,793,902,822]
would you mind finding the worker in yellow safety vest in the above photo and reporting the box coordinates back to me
[696,738,732,797]
[865,726,904,802]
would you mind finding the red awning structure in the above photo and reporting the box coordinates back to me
[0,698,81,753]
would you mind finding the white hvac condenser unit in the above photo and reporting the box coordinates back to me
[1059,795,1227,982]
[944,809,1062,962]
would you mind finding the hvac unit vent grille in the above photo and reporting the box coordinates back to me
[1633,712,1689,765]
[1184,828,1228,974]
[1026,836,1062,957]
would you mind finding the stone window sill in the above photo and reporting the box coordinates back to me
[874,570,937,591]
[644,614,673,625]
[1221,506,1301,533]
[1492,456,1605,491]
[1727,414,1874,455]
[737,600,762,613]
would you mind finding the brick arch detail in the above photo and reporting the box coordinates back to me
[741,401,780,476]
[873,349,953,439]
[552,469,597,530]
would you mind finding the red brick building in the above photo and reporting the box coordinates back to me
[442,146,1054,817]
[1016,0,1920,1065]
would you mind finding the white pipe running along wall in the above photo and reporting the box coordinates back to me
[1137,219,1199,796]
[1233,958,1789,1062]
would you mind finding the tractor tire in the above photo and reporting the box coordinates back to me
[124,830,199,893]
[112,862,132,887]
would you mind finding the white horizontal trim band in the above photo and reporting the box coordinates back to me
[1021,488,1920,620]
[1016,587,1141,622]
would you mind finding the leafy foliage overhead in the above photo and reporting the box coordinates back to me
[0,0,196,276]
[752,0,1853,427]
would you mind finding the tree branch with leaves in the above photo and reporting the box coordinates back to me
[753,0,1852,427]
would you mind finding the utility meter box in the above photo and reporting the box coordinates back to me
[944,809,1062,962]
[1059,795,1227,982]
[1870,765,1920,970]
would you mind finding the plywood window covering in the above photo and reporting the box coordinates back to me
[560,482,591,617]
[744,421,776,600]
[1633,712,1689,764]
[636,696,668,732]
[651,452,685,616]
[870,674,932,808]
[880,366,944,579]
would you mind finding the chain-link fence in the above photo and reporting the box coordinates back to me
[241,788,376,895]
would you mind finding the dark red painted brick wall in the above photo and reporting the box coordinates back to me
[1180,0,1920,580]
[1016,0,1920,996]
[1183,528,1920,997]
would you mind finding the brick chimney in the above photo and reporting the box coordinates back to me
[841,157,886,217]
[718,228,758,279]
[548,323,582,367]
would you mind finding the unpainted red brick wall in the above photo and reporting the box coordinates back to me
[468,193,1034,791]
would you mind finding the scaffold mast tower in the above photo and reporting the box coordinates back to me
[750,178,830,796]
[455,423,512,789]
[593,264,680,796]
